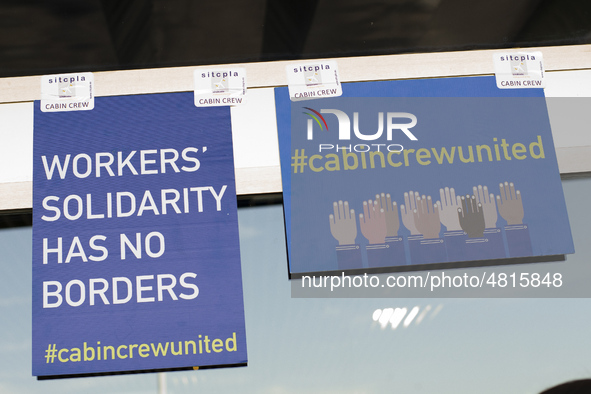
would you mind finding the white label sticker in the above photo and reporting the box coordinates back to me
[286,61,342,101]
[493,52,545,89]
[194,68,246,107]
[41,72,94,112]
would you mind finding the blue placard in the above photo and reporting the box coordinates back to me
[276,76,574,276]
[32,92,247,377]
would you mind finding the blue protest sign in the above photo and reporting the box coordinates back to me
[32,92,247,377]
[276,76,574,276]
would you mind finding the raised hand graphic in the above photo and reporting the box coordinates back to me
[400,191,420,235]
[374,192,400,237]
[413,195,441,239]
[437,187,462,231]
[496,182,524,225]
[329,200,357,245]
[359,199,387,244]
[473,185,498,229]
[458,195,485,238]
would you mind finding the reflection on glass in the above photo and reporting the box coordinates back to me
[415,305,432,325]
[390,308,408,329]
[403,306,420,328]
[372,304,443,330]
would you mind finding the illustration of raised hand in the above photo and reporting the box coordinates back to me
[413,195,441,239]
[329,200,357,245]
[437,187,462,231]
[374,192,400,237]
[473,185,498,229]
[458,195,485,238]
[359,199,387,244]
[400,191,420,235]
[496,182,524,225]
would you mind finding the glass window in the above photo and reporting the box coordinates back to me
[0,0,589,77]
[1,176,590,392]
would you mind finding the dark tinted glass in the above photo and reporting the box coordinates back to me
[0,0,590,77]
